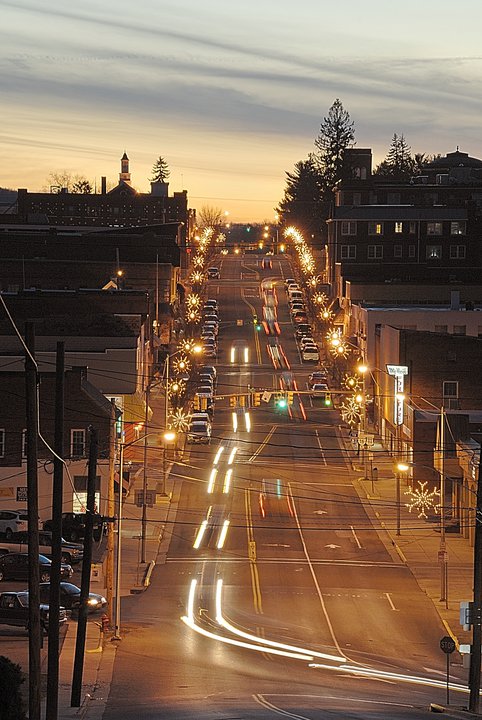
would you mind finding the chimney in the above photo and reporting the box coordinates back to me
[101,176,107,194]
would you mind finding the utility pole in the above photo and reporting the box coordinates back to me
[46,341,64,720]
[141,380,150,563]
[469,448,482,712]
[71,427,98,707]
[25,322,41,720]
[105,400,117,624]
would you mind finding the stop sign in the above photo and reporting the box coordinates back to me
[440,636,456,654]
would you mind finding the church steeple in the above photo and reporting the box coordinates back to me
[119,151,131,185]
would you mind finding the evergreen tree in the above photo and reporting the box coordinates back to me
[314,98,356,194]
[150,156,170,183]
[374,133,414,180]
[276,156,325,237]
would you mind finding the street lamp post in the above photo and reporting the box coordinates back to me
[114,430,156,640]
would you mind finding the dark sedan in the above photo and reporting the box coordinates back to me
[38,582,107,613]
[0,553,73,582]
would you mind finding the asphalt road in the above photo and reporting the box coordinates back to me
[103,253,468,719]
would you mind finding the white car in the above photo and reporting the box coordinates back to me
[0,510,29,540]
[301,345,320,361]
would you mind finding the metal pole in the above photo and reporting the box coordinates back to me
[439,407,448,606]
[141,381,150,564]
[113,440,124,640]
[396,472,401,536]
[165,354,170,431]
[468,444,482,712]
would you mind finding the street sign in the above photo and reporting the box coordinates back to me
[135,489,156,508]
[440,636,456,654]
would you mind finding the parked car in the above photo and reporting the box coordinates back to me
[0,591,69,634]
[203,299,218,311]
[301,345,320,362]
[207,267,220,279]
[284,277,296,287]
[200,365,217,379]
[0,530,83,564]
[37,582,106,613]
[190,412,212,426]
[0,553,73,582]
[0,509,29,539]
[295,324,312,340]
[43,512,104,542]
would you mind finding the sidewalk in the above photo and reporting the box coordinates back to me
[49,381,176,719]
[343,429,474,646]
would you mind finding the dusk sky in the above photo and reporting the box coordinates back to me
[2,0,482,221]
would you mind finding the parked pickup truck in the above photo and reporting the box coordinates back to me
[0,591,69,634]
[0,530,83,565]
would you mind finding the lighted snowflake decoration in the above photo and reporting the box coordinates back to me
[340,397,362,426]
[216,232,226,245]
[193,255,204,268]
[405,481,440,519]
[169,409,190,432]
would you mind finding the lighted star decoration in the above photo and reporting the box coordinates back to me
[319,307,334,322]
[344,374,361,391]
[186,309,201,324]
[168,379,186,398]
[193,255,204,268]
[186,293,201,308]
[405,481,440,519]
[172,355,191,374]
[329,340,350,358]
[340,397,362,426]
[216,233,226,245]
[190,271,204,285]
[180,338,197,353]
[169,409,190,432]
[314,292,328,306]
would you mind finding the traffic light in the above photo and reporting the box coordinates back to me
[194,395,201,410]
[253,392,262,406]
[323,393,332,407]
[229,396,237,408]
[239,395,246,407]
[274,392,287,409]
[253,314,262,331]
[287,391,294,406]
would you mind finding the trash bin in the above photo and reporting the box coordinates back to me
[372,467,378,482]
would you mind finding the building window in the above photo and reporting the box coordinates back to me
[408,244,416,258]
[450,245,466,259]
[341,221,356,235]
[368,222,383,235]
[453,325,466,335]
[352,192,361,206]
[394,245,403,258]
[409,221,417,234]
[22,429,27,459]
[427,222,443,235]
[450,221,466,235]
[340,245,356,259]
[367,245,383,259]
[434,325,448,333]
[71,429,86,458]
[0,429,5,458]
[443,381,459,409]
[394,222,403,234]
[426,245,442,259]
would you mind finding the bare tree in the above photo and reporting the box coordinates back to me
[43,171,93,193]
[197,205,224,230]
